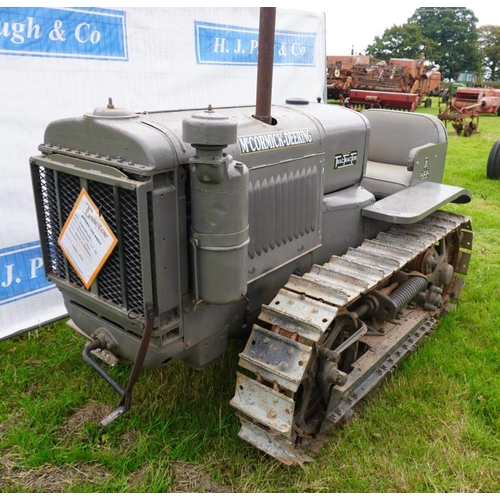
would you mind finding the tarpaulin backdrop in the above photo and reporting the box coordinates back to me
[0,6,326,340]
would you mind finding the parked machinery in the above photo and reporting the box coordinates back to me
[326,55,370,100]
[30,10,473,465]
[327,54,442,111]
[438,87,500,136]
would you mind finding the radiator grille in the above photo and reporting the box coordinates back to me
[35,164,144,315]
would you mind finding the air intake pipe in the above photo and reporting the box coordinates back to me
[183,106,250,305]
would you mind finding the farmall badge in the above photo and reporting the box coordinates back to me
[58,189,118,289]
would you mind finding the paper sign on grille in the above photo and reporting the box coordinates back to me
[58,189,118,289]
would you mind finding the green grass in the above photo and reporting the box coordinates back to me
[1,102,500,492]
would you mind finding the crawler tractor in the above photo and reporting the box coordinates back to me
[30,9,473,465]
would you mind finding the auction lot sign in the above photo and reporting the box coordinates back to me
[0,6,326,340]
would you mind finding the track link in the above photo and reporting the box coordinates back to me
[230,210,472,465]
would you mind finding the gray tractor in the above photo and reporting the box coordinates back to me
[30,9,472,465]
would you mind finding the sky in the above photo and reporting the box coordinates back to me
[296,1,500,55]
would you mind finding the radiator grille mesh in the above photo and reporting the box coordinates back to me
[35,165,144,315]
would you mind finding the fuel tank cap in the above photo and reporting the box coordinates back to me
[285,97,309,105]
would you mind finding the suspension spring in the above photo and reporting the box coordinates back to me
[390,276,428,311]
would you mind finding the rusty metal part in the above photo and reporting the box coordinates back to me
[438,87,500,137]
[349,89,419,112]
[254,8,276,124]
[327,55,441,111]
[452,87,500,116]
[230,210,472,465]
[438,102,480,136]
[82,306,155,425]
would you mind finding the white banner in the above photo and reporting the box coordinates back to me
[0,6,326,339]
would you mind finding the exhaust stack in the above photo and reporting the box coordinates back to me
[254,7,276,125]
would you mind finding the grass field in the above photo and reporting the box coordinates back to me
[1,102,499,493]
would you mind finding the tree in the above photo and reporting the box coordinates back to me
[366,7,481,80]
[366,23,436,61]
[479,25,500,81]
[408,7,481,80]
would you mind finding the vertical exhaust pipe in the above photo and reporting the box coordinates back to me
[254,7,276,125]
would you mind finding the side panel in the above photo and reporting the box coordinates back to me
[247,155,324,282]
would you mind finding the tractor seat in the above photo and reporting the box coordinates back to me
[360,109,448,198]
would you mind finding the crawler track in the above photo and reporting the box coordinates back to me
[230,210,472,465]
